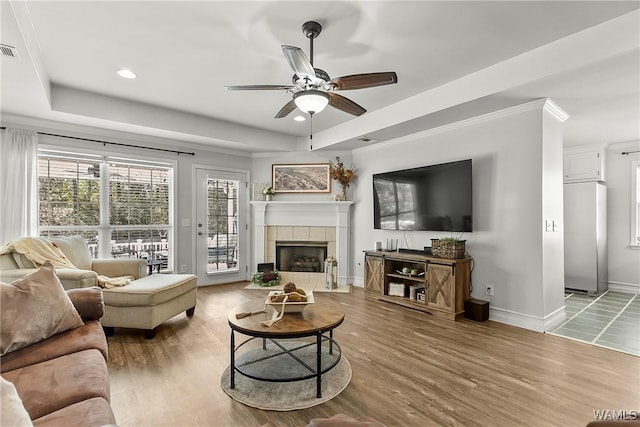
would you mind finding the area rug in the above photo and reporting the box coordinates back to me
[244,282,351,293]
[220,344,352,411]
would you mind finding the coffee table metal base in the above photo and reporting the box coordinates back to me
[230,330,341,398]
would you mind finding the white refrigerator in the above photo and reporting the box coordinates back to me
[563,181,608,294]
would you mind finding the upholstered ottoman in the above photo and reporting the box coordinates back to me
[101,274,197,339]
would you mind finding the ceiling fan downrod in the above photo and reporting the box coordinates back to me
[302,21,322,66]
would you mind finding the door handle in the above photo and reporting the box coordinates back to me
[198,231,204,236]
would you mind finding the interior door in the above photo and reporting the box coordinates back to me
[195,168,248,285]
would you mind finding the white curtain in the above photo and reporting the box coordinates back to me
[0,128,39,243]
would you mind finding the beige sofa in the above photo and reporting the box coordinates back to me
[0,235,197,339]
[0,235,147,289]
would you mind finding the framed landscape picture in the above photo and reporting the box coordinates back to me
[272,163,331,193]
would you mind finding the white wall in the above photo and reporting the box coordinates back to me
[606,141,640,293]
[350,100,566,331]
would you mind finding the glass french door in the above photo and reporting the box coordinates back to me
[195,168,248,285]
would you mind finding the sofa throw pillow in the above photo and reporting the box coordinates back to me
[0,261,84,356]
[0,377,34,426]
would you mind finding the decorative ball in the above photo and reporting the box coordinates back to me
[411,269,419,276]
[402,267,410,274]
[270,293,286,302]
[288,293,302,302]
[283,282,297,293]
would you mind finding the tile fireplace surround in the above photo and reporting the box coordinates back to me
[251,201,352,287]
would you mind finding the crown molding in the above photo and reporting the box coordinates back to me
[543,99,570,122]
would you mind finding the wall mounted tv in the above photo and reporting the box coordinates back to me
[373,159,473,232]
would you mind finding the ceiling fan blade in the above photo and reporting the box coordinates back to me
[281,45,316,79]
[328,72,398,91]
[328,93,366,116]
[275,99,298,118]
[225,85,294,91]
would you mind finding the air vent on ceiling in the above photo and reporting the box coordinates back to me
[0,44,20,60]
[357,136,378,143]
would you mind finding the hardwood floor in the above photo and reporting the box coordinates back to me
[106,283,639,427]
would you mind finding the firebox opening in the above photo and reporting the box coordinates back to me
[276,241,328,273]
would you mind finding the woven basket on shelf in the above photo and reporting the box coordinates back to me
[431,239,466,259]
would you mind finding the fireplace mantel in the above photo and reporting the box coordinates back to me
[251,201,352,285]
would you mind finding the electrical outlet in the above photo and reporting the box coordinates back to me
[485,284,494,296]
[180,264,187,273]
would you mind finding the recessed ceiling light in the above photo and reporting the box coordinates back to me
[294,115,306,122]
[357,136,378,143]
[117,69,137,79]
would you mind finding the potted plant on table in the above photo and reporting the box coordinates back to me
[431,234,466,259]
[262,186,275,201]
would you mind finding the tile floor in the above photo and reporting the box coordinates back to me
[549,291,639,356]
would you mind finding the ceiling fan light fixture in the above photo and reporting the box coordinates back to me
[294,90,329,115]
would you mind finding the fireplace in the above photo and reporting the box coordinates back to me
[251,201,352,287]
[276,241,328,273]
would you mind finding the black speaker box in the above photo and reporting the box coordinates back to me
[257,263,274,272]
[464,298,489,322]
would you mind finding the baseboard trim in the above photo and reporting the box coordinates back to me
[489,306,566,333]
[608,281,640,294]
[543,306,567,332]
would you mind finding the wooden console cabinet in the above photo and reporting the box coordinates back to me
[363,250,471,320]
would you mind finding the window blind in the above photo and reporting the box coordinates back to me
[38,153,101,227]
[37,150,174,265]
[109,162,170,227]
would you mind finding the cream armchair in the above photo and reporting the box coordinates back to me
[0,235,197,339]
[0,235,147,289]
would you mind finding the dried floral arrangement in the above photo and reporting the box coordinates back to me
[329,157,356,200]
[262,186,275,196]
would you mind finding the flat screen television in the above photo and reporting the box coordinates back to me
[373,159,472,232]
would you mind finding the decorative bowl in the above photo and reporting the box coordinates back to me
[265,290,314,313]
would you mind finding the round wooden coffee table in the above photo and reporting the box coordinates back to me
[228,299,345,398]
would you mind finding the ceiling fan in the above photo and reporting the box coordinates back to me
[225,20,398,118]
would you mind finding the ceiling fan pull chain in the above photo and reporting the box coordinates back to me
[309,115,313,150]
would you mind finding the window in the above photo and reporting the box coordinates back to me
[206,178,239,272]
[632,160,640,247]
[38,150,174,269]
